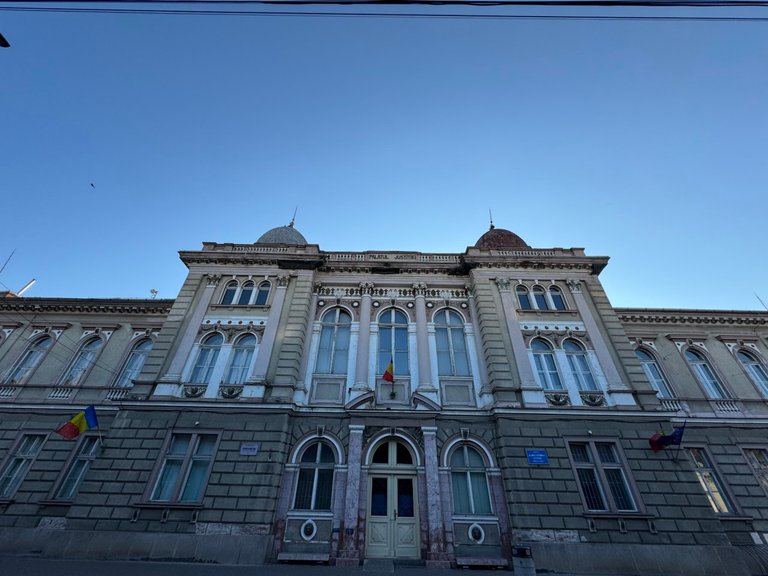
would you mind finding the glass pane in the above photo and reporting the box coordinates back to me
[151,460,181,501]
[605,468,636,511]
[221,283,237,305]
[180,460,208,502]
[531,340,550,352]
[396,442,412,465]
[696,471,732,513]
[316,326,333,373]
[570,443,591,463]
[371,477,388,516]
[56,459,89,500]
[596,443,618,464]
[168,434,191,456]
[195,435,217,456]
[0,459,27,497]
[437,350,452,376]
[393,310,408,324]
[451,328,470,376]
[533,287,549,310]
[470,472,492,514]
[318,443,335,463]
[294,469,314,509]
[372,444,388,464]
[301,443,318,463]
[397,478,414,517]
[332,326,350,374]
[255,284,270,305]
[395,352,409,376]
[577,468,607,511]
[315,468,334,509]
[466,447,484,468]
[237,285,253,305]
[551,289,567,310]
[451,472,471,514]
[450,448,466,468]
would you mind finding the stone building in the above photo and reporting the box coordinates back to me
[0,223,767,575]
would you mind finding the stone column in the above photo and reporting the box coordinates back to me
[422,426,449,567]
[247,275,290,385]
[566,279,627,391]
[496,278,537,388]
[466,284,492,400]
[353,283,373,391]
[159,274,220,385]
[338,424,365,566]
[413,283,435,392]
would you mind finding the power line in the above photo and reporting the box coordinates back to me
[2,0,768,6]
[2,4,768,19]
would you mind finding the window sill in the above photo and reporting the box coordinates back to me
[583,512,655,519]
[37,499,73,507]
[516,309,578,316]
[717,514,753,522]
[209,304,270,311]
[133,501,203,510]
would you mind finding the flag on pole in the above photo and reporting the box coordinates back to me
[56,405,99,440]
[382,359,394,382]
[649,424,685,452]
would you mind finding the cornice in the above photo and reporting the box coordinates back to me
[617,308,768,326]
[0,298,174,315]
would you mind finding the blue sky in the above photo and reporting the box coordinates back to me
[1,7,766,310]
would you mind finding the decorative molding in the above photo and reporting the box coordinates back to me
[0,299,172,315]
[219,385,243,399]
[580,391,606,407]
[182,385,206,398]
[617,308,768,326]
[545,392,571,406]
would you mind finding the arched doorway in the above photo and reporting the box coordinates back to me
[365,438,420,559]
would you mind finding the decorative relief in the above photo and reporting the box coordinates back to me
[545,392,571,406]
[412,282,428,296]
[277,275,291,287]
[219,386,243,399]
[182,385,206,398]
[521,327,589,347]
[495,278,511,291]
[359,281,375,294]
[315,285,467,300]
[198,321,264,342]
[580,391,606,407]
[206,274,222,288]
[566,279,582,293]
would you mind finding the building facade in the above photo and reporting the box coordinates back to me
[1,224,767,574]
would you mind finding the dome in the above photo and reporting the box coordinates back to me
[474,226,529,249]
[256,223,308,245]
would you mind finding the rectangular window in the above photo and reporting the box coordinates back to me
[744,448,768,495]
[688,447,735,514]
[54,436,100,500]
[568,441,638,513]
[0,434,46,498]
[148,432,218,504]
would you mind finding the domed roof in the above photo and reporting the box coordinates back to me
[256,223,307,245]
[474,225,530,249]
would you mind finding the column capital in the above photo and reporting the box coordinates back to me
[277,274,292,287]
[412,282,428,296]
[205,274,222,288]
[421,425,438,435]
[494,277,511,291]
[566,279,583,293]
[349,424,366,433]
[359,282,375,295]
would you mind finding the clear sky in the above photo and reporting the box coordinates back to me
[1,6,766,310]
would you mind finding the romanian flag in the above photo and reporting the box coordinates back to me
[56,406,98,440]
[649,425,685,452]
[382,359,394,383]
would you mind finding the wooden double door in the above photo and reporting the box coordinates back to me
[365,474,420,558]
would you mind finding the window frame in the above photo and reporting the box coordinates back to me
[0,432,48,500]
[144,431,220,506]
[549,285,568,310]
[189,332,224,384]
[566,438,642,515]
[741,446,768,498]
[314,307,352,376]
[532,285,550,310]
[223,333,258,385]
[531,338,564,390]
[292,440,337,511]
[219,279,271,306]
[634,347,675,398]
[735,348,768,397]
[377,308,410,377]
[516,285,532,310]
[683,348,730,399]
[58,336,105,387]
[433,308,471,378]
[449,443,493,516]
[49,434,101,501]
[113,337,154,388]
[3,335,54,385]
[686,445,739,515]
[564,339,598,391]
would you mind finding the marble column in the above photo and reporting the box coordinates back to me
[159,274,220,385]
[247,275,290,386]
[566,279,627,391]
[413,283,435,392]
[422,426,450,567]
[353,283,373,391]
[338,424,365,566]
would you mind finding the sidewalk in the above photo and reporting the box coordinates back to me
[0,556,585,576]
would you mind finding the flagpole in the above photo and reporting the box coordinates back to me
[672,420,687,462]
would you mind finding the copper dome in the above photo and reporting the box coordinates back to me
[474,226,529,249]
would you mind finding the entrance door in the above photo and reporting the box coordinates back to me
[366,475,419,558]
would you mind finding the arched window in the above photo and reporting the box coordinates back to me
[434,309,471,377]
[532,339,562,389]
[371,439,414,466]
[532,286,549,310]
[737,350,768,395]
[685,349,729,399]
[114,338,153,388]
[5,336,52,385]
[225,334,257,384]
[61,337,103,386]
[254,281,271,306]
[450,445,492,515]
[377,309,409,376]
[315,308,351,374]
[293,441,335,510]
[220,281,238,305]
[190,333,223,384]
[635,348,673,398]
[516,285,532,310]
[564,340,597,391]
[237,282,254,306]
[549,286,567,310]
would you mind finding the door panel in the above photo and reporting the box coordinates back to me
[366,475,419,559]
[394,477,419,558]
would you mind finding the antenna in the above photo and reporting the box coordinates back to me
[0,249,15,276]
[755,292,768,312]
[289,206,298,228]
[15,279,36,297]
[488,208,495,230]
